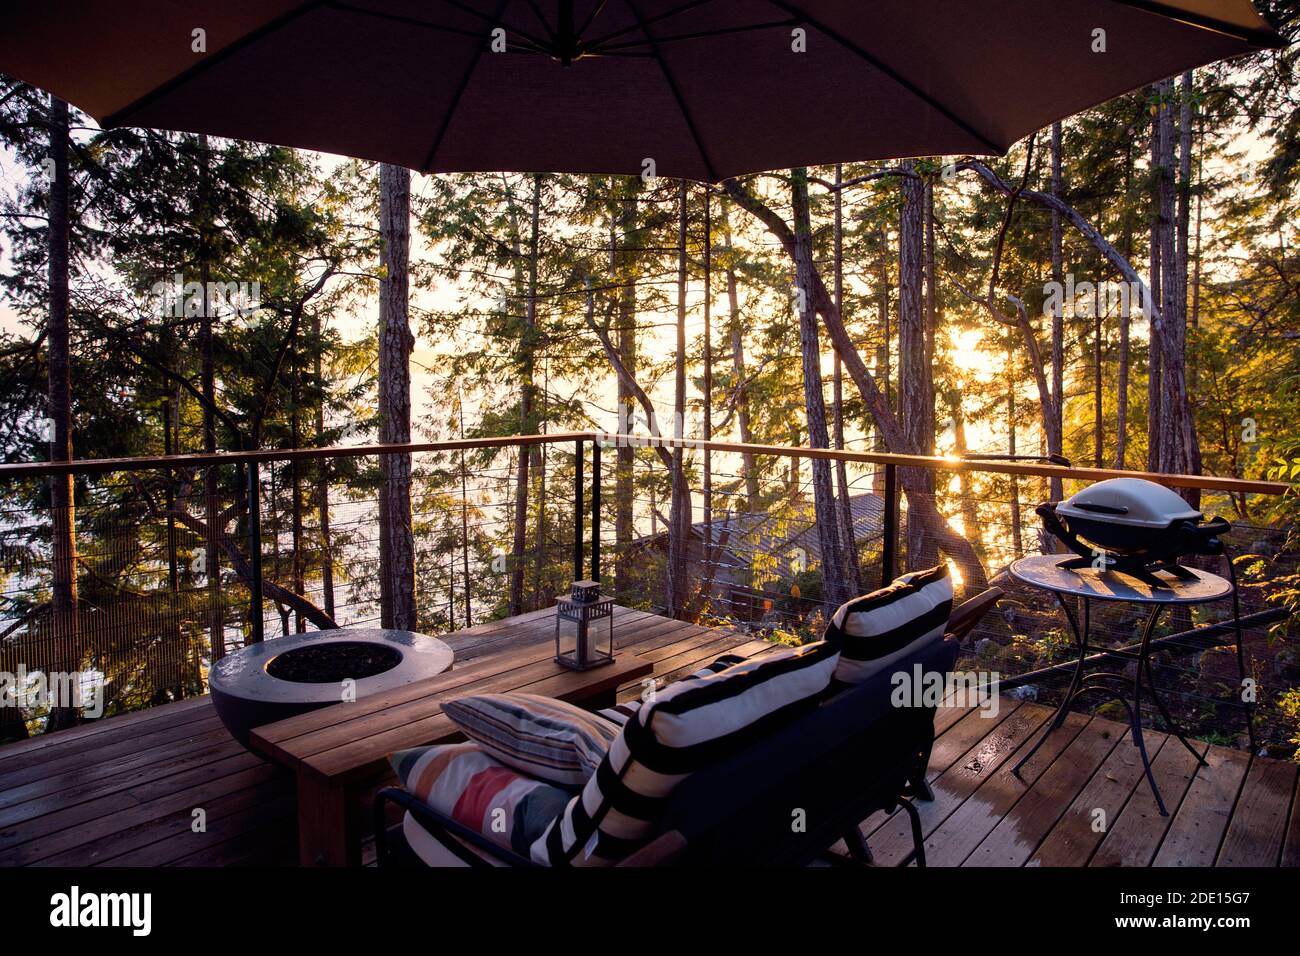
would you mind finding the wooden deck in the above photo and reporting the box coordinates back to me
[2,606,1297,867]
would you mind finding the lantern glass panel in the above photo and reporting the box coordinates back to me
[555,606,584,666]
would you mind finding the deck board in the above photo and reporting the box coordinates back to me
[1,607,1293,868]
[863,702,1049,866]
[1030,729,1169,867]
[1216,756,1298,867]
[963,716,1125,867]
[1089,738,1207,867]
[1152,747,1251,867]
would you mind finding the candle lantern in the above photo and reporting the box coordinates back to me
[554,580,615,671]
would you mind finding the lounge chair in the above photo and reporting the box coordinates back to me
[374,588,1003,868]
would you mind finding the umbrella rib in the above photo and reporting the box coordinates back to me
[520,0,554,36]
[586,0,717,49]
[327,3,489,40]
[102,0,327,128]
[1102,0,1283,48]
[576,0,611,38]
[623,0,718,182]
[430,0,552,50]
[422,0,515,171]
[331,3,548,53]
[767,0,1005,156]
[591,19,801,52]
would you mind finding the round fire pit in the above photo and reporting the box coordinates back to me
[209,628,454,748]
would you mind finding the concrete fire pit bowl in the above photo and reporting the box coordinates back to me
[209,628,454,749]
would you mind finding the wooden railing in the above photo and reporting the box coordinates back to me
[4,430,1288,494]
[1,432,1290,719]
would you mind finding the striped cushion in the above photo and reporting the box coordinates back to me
[596,653,749,727]
[442,693,621,787]
[389,742,570,862]
[532,641,840,867]
[824,564,954,685]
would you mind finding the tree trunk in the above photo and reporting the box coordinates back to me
[702,186,713,519]
[722,202,759,510]
[290,367,305,632]
[1178,69,1203,488]
[1007,355,1023,556]
[872,224,892,496]
[197,134,223,662]
[832,164,862,594]
[1116,299,1131,468]
[313,313,335,618]
[666,181,692,617]
[792,169,852,610]
[923,177,938,453]
[378,162,415,629]
[1154,77,1201,500]
[1049,121,1065,500]
[1093,285,1103,467]
[950,399,982,556]
[457,392,472,626]
[1115,144,1135,469]
[613,187,638,594]
[898,162,937,570]
[1147,83,1166,473]
[509,175,542,614]
[46,95,79,732]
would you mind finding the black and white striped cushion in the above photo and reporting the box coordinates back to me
[531,641,839,866]
[596,653,748,727]
[824,564,953,685]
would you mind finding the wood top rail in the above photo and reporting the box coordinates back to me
[0,430,1290,496]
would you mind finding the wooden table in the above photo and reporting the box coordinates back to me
[250,639,652,866]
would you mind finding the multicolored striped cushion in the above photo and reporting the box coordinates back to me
[824,564,954,685]
[389,742,570,861]
[442,692,621,786]
[531,641,840,867]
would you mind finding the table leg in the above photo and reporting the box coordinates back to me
[1141,629,1208,767]
[1227,561,1258,752]
[1130,607,1168,815]
[1013,594,1089,777]
[297,773,361,867]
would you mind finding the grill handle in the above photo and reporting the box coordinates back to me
[1036,502,1091,561]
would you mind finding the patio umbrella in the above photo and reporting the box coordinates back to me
[0,1,1283,181]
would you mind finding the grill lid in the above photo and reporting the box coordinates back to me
[1056,478,1202,529]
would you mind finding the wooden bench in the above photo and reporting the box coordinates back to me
[249,637,651,866]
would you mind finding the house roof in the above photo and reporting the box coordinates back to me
[636,491,884,580]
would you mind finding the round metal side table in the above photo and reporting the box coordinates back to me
[1008,554,1237,816]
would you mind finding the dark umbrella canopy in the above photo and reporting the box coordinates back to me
[0,1,1282,181]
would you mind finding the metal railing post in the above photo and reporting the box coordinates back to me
[247,460,264,642]
[591,440,601,584]
[573,439,584,583]
[881,463,897,587]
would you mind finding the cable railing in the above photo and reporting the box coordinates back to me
[0,431,1292,747]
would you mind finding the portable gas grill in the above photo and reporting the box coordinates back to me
[1036,477,1230,588]
[1013,477,1251,816]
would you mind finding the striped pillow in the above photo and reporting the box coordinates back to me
[532,641,840,867]
[597,653,749,727]
[389,742,571,861]
[824,564,954,685]
[442,692,621,787]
